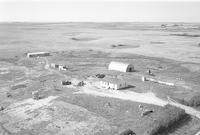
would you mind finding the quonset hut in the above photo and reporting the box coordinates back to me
[108,61,134,72]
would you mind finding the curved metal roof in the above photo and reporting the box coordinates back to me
[108,61,133,72]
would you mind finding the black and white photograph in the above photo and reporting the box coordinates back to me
[0,0,200,134]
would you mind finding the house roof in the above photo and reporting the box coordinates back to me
[100,76,125,84]
[109,61,130,67]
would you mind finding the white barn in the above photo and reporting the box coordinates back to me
[99,77,127,90]
[108,61,134,72]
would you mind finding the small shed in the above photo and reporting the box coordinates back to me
[99,77,127,90]
[108,61,134,72]
[58,65,68,71]
[58,65,64,71]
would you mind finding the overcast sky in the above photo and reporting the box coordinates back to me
[0,0,200,22]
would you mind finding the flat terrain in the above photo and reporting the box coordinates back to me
[0,22,200,135]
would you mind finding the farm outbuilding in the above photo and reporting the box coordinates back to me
[108,61,134,72]
[58,65,68,71]
[99,77,127,90]
[50,63,67,71]
[26,52,50,58]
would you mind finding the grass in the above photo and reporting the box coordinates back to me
[11,84,27,90]
[188,95,200,107]
[144,104,189,135]
[176,93,200,107]
[150,41,165,44]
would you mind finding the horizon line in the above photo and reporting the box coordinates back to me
[0,21,200,23]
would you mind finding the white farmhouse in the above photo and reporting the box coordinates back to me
[108,61,134,72]
[99,77,127,90]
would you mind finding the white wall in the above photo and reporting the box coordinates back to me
[100,81,127,90]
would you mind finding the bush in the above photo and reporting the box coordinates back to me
[188,95,200,107]
[144,104,188,135]
[174,93,200,107]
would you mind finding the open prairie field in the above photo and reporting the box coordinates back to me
[0,22,200,135]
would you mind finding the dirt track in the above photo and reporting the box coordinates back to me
[80,84,167,106]
[80,84,200,120]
